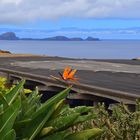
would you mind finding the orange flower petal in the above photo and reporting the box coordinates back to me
[63,67,71,80]
[67,69,77,79]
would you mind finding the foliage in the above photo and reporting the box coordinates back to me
[78,102,140,140]
[1,77,139,140]
[0,79,102,140]
[0,77,31,95]
[0,77,10,94]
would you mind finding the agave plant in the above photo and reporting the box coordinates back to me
[0,80,103,140]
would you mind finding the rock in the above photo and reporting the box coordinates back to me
[85,36,100,41]
[0,32,19,40]
[43,36,100,41]
[0,50,11,54]
[44,36,70,41]
[132,57,140,60]
[0,32,100,41]
[70,38,83,41]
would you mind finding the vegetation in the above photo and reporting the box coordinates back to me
[78,103,140,140]
[0,77,10,94]
[0,77,140,140]
[0,79,102,140]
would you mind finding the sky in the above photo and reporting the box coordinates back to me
[0,0,140,39]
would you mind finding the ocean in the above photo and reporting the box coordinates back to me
[0,40,140,59]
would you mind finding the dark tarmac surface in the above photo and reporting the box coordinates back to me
[0,56,140,95]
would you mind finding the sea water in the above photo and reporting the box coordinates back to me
[0,40,140,59]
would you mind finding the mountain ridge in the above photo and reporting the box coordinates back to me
[0,32,100,41]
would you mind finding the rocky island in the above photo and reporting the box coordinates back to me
[0,32,19,40]
[0,32,100,41]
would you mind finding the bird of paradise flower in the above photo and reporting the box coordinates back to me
[51,66,79,83]
[59,66,78,82]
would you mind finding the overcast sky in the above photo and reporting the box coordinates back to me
[0,0,140,39]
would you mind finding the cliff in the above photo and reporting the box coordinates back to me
[0,32,19,40]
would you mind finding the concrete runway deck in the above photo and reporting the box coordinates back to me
[0,56,140,95]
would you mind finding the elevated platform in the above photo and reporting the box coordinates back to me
[0,56,140,105]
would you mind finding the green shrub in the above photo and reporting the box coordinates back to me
[2,78,139,140]
[0,77,11,94]
[79,103,140,140]
[0,80,103,140]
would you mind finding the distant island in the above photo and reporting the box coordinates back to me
[0,32,100,41]
[0,32,19,40]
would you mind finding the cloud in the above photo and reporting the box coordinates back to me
[1,0,22,4]
[0,0,140,24]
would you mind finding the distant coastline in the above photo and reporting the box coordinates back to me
[0,32,100,41]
